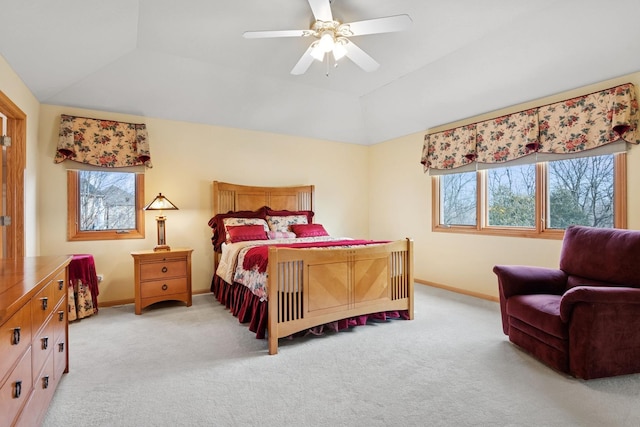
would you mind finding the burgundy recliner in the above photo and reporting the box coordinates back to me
[493,225,640,379]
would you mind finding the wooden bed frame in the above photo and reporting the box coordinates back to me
[212,181,414,354]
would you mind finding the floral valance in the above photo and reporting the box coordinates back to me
[421,83,639,172]
[55,114,152,168]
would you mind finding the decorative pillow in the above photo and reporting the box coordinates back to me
[267,230,296,240]
[207,207,267,251]
[226,225,268,243]
[291,223,329,237]
[266,208,314,224]
[266,214,308,232]
[223,218,269,241]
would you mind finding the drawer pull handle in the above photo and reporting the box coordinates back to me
[58,279,64,290]
[12,327,21,345]
[161,266,168,273]
[42,336,49,350]
[43,376,49,389]
[41,297,48,310]
[58,342,65,352]
[14,380,22,398]
[162,284,168,291]
[59,311,65,322]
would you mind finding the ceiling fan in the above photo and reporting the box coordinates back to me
[243,0,412,75]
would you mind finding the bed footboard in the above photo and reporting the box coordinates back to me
[266,238,414,354]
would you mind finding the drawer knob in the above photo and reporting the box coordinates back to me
[58,279,64,290]
[58,342,65,352]
[41,297,48,311]
[162,284,168,291]
[161,266,168,273]
[12,327,20,345]
[42,336,49,350]
[59,311,65,322]
[43,375,49,389]
[14,380,22,398]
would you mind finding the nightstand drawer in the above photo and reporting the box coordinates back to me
[140,277,188,299]
[140,259,187,280]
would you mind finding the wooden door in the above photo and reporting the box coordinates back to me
[1,113,4,256]
[0,91,26,259]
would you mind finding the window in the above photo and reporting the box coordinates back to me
[67,170,145,241]
[440,172,476,226]
[487,164,535,228]
[433,153,626,238]
[547,156,615,229]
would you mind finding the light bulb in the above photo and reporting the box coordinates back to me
[319,31,334,53]
[333,41,347,61]
[310,43,325,61]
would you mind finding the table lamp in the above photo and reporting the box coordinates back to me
[144,193,178,251]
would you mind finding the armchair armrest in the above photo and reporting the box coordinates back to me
[493,265,567,335]
[560,286,640,322]
[493,265,567,299]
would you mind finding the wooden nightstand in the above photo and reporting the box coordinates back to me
[131,248,193,315]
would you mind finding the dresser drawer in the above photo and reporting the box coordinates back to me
[140,277,188,299]
[31,280,55,334]
[140,259,187,280]
[52,299,67,347]
[51,269,67,308]
[16,352,55,427]
[53,298,68,380]
[31,317,55,382]
[0,347,32,427]
[0,303,31,382]
[53,331,68,381]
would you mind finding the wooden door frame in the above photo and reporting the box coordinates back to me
[0,91,26,258]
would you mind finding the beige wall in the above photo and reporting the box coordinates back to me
[4,50,639,304]
[369,72,640,299]
[0,55,41,256]
[37,105,370,303]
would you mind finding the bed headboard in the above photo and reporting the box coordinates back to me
[212,181,315,216]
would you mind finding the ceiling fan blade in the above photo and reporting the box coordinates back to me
[343,40,379,72]
[342,14,412,36]
[308,0,333,22]
[243,29,307,39]
[291,45,316,75]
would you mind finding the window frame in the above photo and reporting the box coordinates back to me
[432,153,627,239]
[67,170,145,241]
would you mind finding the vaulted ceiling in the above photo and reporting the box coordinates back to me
[2,0,640,145]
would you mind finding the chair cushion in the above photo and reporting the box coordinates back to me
[506,294,567,339]
[560,226,640,288]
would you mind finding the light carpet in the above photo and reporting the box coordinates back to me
[43,285,640,427]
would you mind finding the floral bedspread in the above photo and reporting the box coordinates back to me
[216,237,386,301]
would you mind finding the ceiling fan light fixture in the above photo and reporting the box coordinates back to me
[243,0,412,76]
[318,31,335,53]
[310,42,325,61]
[332,40,347,61]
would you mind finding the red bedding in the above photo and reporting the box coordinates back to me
[211,275,408,340]
[243,239,389,273]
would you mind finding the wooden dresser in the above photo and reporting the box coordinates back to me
[131,248,193,315]
[0,256,72,427]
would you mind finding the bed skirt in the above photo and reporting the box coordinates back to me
[211,275,409,340]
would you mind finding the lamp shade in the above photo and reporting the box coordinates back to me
[144,193,178,211]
